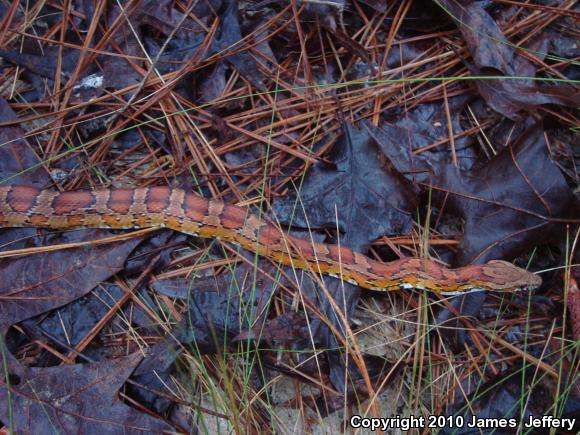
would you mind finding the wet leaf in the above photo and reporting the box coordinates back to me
[134,260,277,411]
[212,0,266,90]
[429,124,578,264]
[363,97,478,180]
[21,283,125,351]
[440,365,579,434]
[198,62,229,103]
[137,0,210,40]
[0,97,50,186]
[359,0,387,13]
[302,0,345,31]
[235,311,309,344]
[0,352,173,433]
[438,0,580,118]
[0,230,143,330]
[474,76,580,121]
[152,261,276,353]
[102,35,142,92]
[274,122,416,253]
[0,47,81,80]
[438,0,515,74]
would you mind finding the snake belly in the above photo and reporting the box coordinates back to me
[0,185,541,294]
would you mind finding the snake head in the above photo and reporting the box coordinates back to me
[478,260,542,292]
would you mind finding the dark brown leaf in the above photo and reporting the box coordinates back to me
[440,365,579,434]
[274,122,416,253]
[429,124,578,264]
[212,0,267,90]
[438,0,580,118]
[21,283,125,351]
[474,77,580,120]
[133,260,278,412]
[152,261,276,352]
[0,230,143,330]
[363,97,478,180]
[0,97,50,186]
[358,0,387,13]
[438,0,516,74]
[0,352,173,433]
[0,48,81,80]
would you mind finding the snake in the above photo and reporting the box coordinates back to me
[0,185,541,295]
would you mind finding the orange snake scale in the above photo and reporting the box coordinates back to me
[0,185,541,295]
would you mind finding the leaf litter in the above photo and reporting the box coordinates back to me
[0,0,578,432]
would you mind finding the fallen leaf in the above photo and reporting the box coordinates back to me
[429,124,578,264]
[437,0,580,118]
[0,352,173,433]
[274,122,416,253]
[0,97,50,186]
[0,230,143,331]
[440,365,579,434]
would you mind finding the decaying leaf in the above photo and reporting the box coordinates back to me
[274,122,416,253]
[437,0,580,118]
[429,124,578,264]
[0,230,143,331]
[0,352,173,433]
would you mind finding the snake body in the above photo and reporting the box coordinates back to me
[0,185,541,294]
